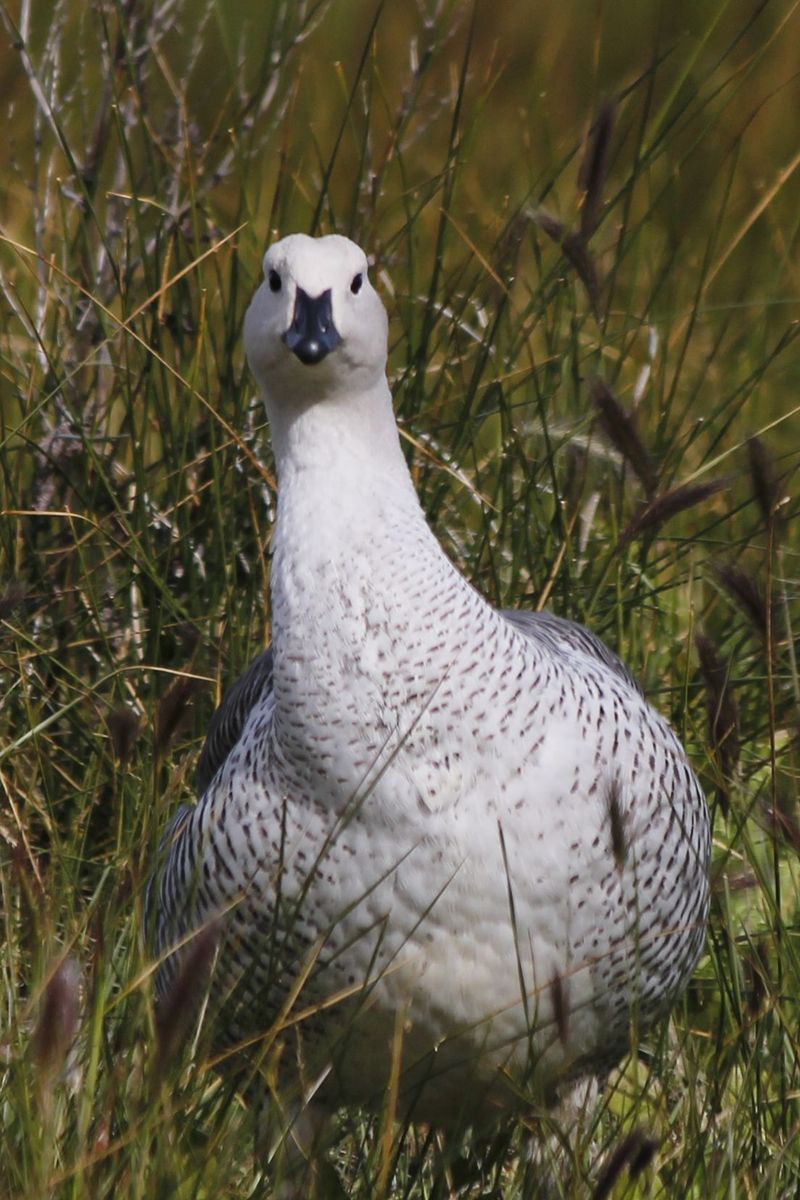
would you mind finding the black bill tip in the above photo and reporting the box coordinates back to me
[282,287,342,365]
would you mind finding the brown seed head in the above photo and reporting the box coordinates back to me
[106,704,141,764]
[593,1129,659,1199]
[621,479,726,545]
[747,436,783,534]
[154,919,220,1076]
[579,99,616,239]
[591,378,657,498]
[155,675,203,754]
[32,956,82,1081]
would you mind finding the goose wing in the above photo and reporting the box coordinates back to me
[195,648,274,796]
[499,608,644,695]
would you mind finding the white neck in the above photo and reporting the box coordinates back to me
[266,375,436,661]
[260,373,537,800]
[263,376,501,769]
[265,376,411,490]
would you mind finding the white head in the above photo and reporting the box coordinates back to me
[244,234,389,408]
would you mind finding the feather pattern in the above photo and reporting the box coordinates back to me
[150,234,710,1128]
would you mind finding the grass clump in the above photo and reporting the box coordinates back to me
[2,1,800,1195]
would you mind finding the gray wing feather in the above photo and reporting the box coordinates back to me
[499,608,644,696]
[150,652,273,996]
[144,801,192,966]
[195,648,274,796]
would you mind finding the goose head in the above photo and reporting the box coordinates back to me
[244,233,388,407]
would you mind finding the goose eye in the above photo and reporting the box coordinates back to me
[268,269,282,293]
[350,273,363,295]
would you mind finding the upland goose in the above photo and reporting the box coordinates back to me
[152,233,709,1144]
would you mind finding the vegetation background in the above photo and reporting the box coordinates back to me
[2,0,800,1195]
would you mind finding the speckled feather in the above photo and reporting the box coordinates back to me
[151,234,710,1128]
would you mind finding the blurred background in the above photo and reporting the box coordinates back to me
[2,2,800,1196]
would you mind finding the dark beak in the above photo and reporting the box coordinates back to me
[282,287,342,366]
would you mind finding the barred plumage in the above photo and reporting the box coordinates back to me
[150,233,710,1134]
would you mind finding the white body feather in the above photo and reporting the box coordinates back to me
[153,234,709,1127]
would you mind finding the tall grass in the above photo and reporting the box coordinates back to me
[1,0,799,1195]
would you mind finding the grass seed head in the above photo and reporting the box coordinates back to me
[713,562,773,640]
[154,675,203,755]
[154,920,220,1077]
[579,99,616,239]
[593,1128,659,1199]
[591,378,657,498]
[747,436,784,534]
[620,479,726,545]
[106,704,141,764]
[32,956,82,1083]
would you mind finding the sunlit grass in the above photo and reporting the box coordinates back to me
[1,0,800,1195]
